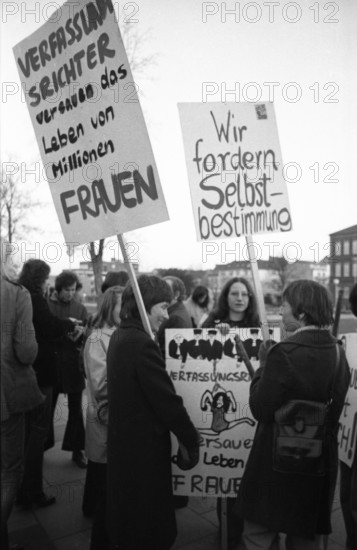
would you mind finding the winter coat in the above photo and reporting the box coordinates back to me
[84,325,115,463]
[106,319,199,550]
[1,278,43,419]
[30,293,74,387]
[235,327,350,537]
[47,293,88,393]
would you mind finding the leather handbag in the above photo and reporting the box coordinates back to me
[273,344,340,476]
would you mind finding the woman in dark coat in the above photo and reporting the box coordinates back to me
[106,275,199,550]
[236,280,350,549]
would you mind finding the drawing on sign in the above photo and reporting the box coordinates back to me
[178,102,292,241]
[199,383,255,436]
[168,334,189,367]
[167,327,280,497]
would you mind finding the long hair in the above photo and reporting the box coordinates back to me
[208,277,260,326]
[191,285,210,310]
[92,286,124,328]
[283,279,333,327]
[18,259,50,294]
[212,392,231,413]
[120,275,172,321]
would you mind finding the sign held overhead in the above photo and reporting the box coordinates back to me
[13,0,169,244]
[178,102,292,241]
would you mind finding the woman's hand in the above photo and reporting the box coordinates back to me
[176,442,199,471]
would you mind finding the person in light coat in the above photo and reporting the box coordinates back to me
[82,286,124,550]
[1,256,43,549]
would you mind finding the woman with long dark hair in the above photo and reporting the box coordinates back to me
[202,276,260,549]
[204,277,259,328]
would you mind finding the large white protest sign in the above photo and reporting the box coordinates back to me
[166,326,280,497]
[13,0,169,244]
[338,333,357,467]
[178,102,292,241]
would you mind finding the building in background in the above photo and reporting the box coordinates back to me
[72,258,139,299]
[329,224,357,309]
[208,258,330,305]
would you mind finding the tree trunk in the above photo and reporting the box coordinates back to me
[89,240,105,300]
[6,204,13,243]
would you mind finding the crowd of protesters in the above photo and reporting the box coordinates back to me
[1,252,356,550]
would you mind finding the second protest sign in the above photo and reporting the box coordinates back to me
[178,101,292,242]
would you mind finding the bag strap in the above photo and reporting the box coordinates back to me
[327,343,341,405]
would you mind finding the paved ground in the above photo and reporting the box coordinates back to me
[8,393,349,550]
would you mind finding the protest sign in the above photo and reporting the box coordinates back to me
[178,102,292,242]
[167,326,280,497]
[13,0,169,244]
[338,333,357,467]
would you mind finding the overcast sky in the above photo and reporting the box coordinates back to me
[1,0,356,273]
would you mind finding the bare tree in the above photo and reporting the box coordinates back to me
[88,240,105,298]
[120,23,157,75]
[270,256,291,292]
[0,162,42,243]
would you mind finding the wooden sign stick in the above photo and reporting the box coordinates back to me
[234,334,255,378]
[220,497,228,550]
[117,234,154,339]
[245,235,270,343]
[332,288,344,337]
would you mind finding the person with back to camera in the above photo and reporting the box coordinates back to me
[82,286,124,550]
[339,283,357,550]
[1,255,43,550]
[156,276,193,508]
[106,275,199,550]
[46,270,88,468]
[83,271,129,342]
[235,280,350,550]
[16,259,77,511]
[202,276,260,549]
[156,275,193,357]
